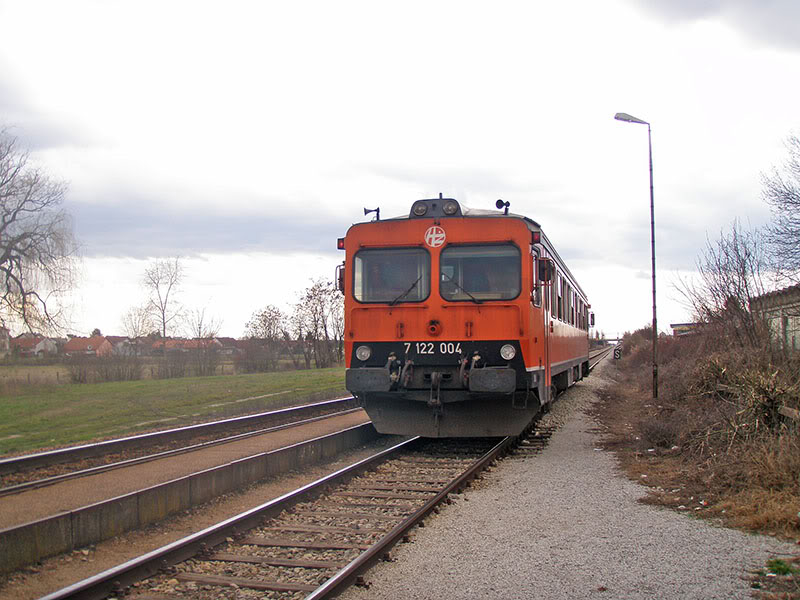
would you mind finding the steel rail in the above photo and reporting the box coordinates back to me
[0,407,363,497]
[38,434,518,600]
[589,346,613,371]
[38,436,418,600]
[0,396,357,476]
[306,434,514,599]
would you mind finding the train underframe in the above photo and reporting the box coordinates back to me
[348,355,588,437]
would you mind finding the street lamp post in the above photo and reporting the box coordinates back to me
[614,112,658,399]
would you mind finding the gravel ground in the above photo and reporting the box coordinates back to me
[341,362,796,600]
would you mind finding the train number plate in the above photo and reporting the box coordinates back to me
[404,342,462,356]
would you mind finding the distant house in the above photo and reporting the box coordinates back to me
[214,337,241,355]
[62,335,113,357]
[131,337,158,356]
[11,333,58,357]
[183,338,222,351]
[105,336,134,356]
[152,338,187,353]
[670,322,702,337]
[750,284,800,351]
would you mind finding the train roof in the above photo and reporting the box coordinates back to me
[367,197,541,229]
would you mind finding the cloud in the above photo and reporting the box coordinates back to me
[0,74,92,151]
[630,0,800,51]
[68,196,351,259]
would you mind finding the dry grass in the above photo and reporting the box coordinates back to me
[594,329,800,598]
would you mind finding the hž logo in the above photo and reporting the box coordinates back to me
[424,225,446,248]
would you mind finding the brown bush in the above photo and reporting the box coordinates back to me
[608,323,800,539]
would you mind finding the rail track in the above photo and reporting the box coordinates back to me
[4,352,609,590]
[0,397,359,495]
[2,350,611,495]
[588,345,613,371]
[39,416,558,600]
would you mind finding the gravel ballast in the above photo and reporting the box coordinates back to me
[340,362,796,600]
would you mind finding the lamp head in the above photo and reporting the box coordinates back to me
[614,112,649,125]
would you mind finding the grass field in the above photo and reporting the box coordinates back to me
[0,367,347,456]
[0,360,243,389]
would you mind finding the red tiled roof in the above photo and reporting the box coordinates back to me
[752,284,800,302]
[11,336,43,351]
[63,335,108,352]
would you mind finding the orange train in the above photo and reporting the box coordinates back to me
[337,196,593,437]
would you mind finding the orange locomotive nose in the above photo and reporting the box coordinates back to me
[340,196,592,437]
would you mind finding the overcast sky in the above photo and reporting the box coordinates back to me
[1,0,798,338]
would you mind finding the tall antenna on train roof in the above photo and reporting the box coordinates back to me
[496,199,510,215]
[364,207,380,221]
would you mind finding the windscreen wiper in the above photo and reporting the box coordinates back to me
[389,275,423,305]
[441,272,482,304]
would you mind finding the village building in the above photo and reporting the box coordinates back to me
[62,335,113,357]
[10,333,58,357]
[105,336,135,356]
[750,283,800,351]
[214,337,242,355]
[669,322,702,337]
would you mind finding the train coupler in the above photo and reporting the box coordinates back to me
[427,371,443,408]
[386,353,401,386]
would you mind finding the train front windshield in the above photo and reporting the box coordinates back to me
[440,244,521,301]
[354,248,431,303]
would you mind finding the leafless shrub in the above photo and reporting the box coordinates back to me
[640,417,681,449]
[66,355,90,383]
[93,355,144,382]
[190,346,219,377]
[235,340,282,373]
[65,354,143,383]
[156,352,188,378]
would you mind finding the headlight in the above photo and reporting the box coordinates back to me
[355,345,372,361]
[412,203,428,216]
[500,344,516,360]
[442,200,459,215]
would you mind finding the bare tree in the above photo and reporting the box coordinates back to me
[121,304,153,339]
[243,304,287,371]
[762,134,800,283]
[288,303,313,369]
[120,304,152,357]
[0,127,77,332]
[143,257,183,338]
[677,221,770,349]
[183,305,222,376]
[184,305,222,339]
[294,279,343,368]
[245,304,286,341]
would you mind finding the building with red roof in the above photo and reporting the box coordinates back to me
[62,335,113,357]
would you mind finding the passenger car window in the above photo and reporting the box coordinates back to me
[353,248,430,303]
[440,244,520,301]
